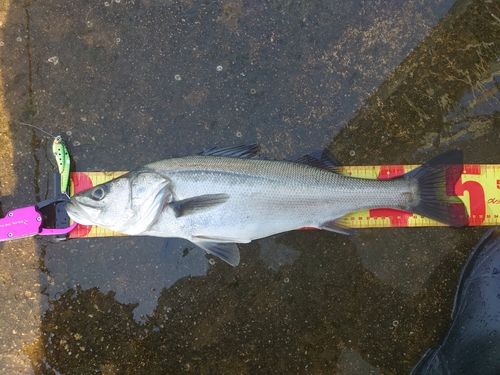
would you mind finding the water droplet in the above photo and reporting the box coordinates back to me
[116,38,121,43]
[392,320,399,327]
[0,42,4,47]
[216,65,223,72]
[209,258,215,265]
[350,150,356,156]
[73,141,81,146]
[104,1,110,6]
[174,74,181,81]
[250,88,256,94]
[115,0,121,3]
[284,277,290,283]
[66,130,72,136]
[236,131,242,138]
[16,36,22,42]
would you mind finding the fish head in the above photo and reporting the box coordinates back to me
[65,168,172,234]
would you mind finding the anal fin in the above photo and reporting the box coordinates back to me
[319,219,354,235]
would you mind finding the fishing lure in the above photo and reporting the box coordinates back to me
[18,122,71,193]
[52,135,70,193]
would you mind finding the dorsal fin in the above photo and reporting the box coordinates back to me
[291,149,342,172]
[198,143,260,158]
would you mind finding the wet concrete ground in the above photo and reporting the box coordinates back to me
[0,0,499,373]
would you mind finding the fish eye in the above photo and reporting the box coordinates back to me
[90,186,108,200]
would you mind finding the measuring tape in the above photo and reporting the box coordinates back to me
[68,164,496,238]
[336,164,492,229]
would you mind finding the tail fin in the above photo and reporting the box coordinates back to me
[405,150,468,227]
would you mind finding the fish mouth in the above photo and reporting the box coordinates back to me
[65,201,101,226]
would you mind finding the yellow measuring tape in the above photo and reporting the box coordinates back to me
[336,164,493,229]
[68,164,497,238]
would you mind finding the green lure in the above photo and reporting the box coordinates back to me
[52,136,70,193]
[18,122,71,193]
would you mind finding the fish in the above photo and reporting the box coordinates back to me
[411,227,500,374]
[65,144,468,266]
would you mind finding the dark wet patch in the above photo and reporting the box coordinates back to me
[329,0,500,165]
[22,229,483,374]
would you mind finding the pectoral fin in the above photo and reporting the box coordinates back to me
[170,193,230,217]
[192,240,241,266]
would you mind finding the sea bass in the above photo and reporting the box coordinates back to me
[65,144,468,266]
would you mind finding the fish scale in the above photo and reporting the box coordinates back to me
[154,156,414,209]
[65,145,467,266]
[156,158,410,233]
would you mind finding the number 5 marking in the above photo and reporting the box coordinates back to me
[455,167,485,225]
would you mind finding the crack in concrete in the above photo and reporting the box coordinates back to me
[24,7,33,107]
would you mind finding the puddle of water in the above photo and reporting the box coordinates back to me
[40,237,209,321]
[258,235,301,272]
[337,347,381,375]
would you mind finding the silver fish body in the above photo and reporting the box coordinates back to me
[144,156,416,238]
[66,145,468,266]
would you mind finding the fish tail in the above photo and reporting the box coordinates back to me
[405,150,468,227]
